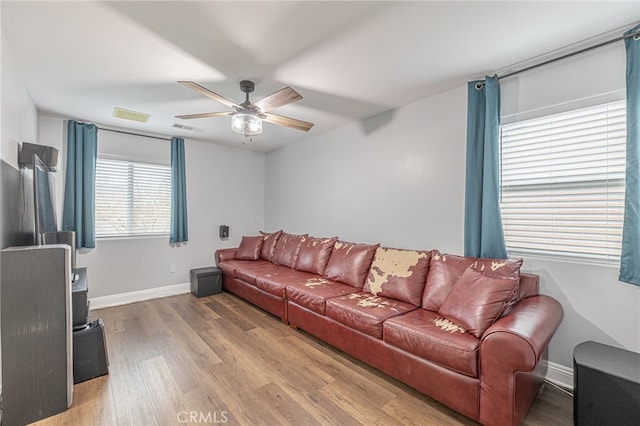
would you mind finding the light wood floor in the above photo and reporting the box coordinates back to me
[32,292,572,426]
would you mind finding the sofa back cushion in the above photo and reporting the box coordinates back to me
[422,251,523,312]
[324,241,379,288]
[438,267,520,338]
[471,257,523,316]
[259,230,282,261]
[422,252,477,311]
[271,232,307,268]
[518,273,539,302]
[295,236,337,275]
[471,257,523,276]
[363,247,431,306]
[235,235,264,260]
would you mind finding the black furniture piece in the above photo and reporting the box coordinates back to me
[191,266,223,297]
[72,267,89,329]
[73,319,109,383]
[574,340,640,426]
[70,267,109,383]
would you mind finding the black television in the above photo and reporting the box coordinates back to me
[33,154,58,244]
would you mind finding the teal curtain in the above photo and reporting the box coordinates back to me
[170,137,189,244]
[62,120,97,249]
[464,75,507,258]
[619,25,640,286]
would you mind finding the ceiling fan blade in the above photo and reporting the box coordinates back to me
[178,81,240,109]
[175,111,232,120]
[253,87,302,113]
[263,113,314,132]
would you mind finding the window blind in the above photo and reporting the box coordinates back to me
[500,100,626,262]
[95,158,171,237]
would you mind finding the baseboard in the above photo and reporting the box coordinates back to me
[89,282,190,310]
[545,360,574,391]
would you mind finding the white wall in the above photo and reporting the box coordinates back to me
[266,47,640,372]
[266,86,467,253]
[1,29,38,167]
[38,114,265,298]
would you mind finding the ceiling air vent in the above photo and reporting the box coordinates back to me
[113,107,150,123]
[172,123,204,133]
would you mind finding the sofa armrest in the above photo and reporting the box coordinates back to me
[479,295,563,426]
[215,248,238,265]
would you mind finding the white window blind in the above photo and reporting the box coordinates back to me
[95,158,171,237]
[500,100,626,262]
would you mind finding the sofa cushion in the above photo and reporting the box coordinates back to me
[271,232,307,268]
[294,236,337,275]
[422,252,523,312]
[383,309,480,377]
[286,278,359,315]
[235,235,264,260]
[325,291,417,338]
[471,257,523,316]
[324,241,379,288]
[218,260,237,278]
[422,251,477,312]
[438,267,520,338]
[255,269,318,298]
[363,247,431,306]
[234,261,283,285]
[472,257,522,276]
[259,230,282,261]
[218,259,261,278]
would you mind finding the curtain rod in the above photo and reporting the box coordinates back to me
[97,126,171,141]
[498,26,640,81]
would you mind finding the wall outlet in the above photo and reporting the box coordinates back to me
[170,264,176,273]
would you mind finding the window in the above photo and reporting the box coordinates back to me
[95,158,171,237]
[500,100,626,262]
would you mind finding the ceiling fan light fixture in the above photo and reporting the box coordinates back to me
[231,113,262,136]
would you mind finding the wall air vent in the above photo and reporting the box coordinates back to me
[172,123,204,133]
[113,107,150,123]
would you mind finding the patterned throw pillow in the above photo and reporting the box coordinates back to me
[363,247,431,306]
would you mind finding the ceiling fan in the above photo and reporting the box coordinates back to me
[175,80,314,140]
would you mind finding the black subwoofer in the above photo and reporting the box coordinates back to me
[573,341,640,426]
[73,319,109,384]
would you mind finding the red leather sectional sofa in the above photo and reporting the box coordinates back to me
[215,231,563,426]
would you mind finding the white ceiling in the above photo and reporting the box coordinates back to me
[2,1,639,152]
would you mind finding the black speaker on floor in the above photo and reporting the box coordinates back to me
[73,319,109,384]
[573,341,640,426]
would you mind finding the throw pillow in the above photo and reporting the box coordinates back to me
[324,241,379,288]
[471,257,523,276]
[295,236,337,275]
[471,257,523,316]
[259,230,282,261]
[363,247,431,306]
[422,251,477,312]
[438,267,520,338]
[271,232,307,268]
[235,235,264,260]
